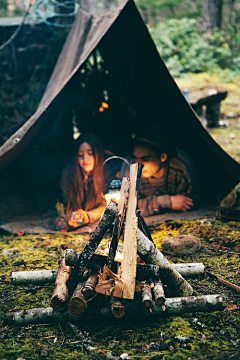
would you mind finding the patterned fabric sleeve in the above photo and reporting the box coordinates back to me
[139,194,171,216]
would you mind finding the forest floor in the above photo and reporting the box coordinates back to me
[0,73,239,360]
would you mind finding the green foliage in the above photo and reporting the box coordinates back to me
[0,0,8,16]
[149,18,240,77]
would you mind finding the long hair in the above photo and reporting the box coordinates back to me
[65,133,104,214]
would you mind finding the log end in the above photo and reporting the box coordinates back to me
[51,295,68,311]
[111,301,125,318]
[68,297,87,315]
[155,297,166,307]
[143,300,152,309]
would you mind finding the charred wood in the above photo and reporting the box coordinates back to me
[67,201,118,291]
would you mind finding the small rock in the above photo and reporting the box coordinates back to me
[161,235,202,255]
[2,249,14,257]
[120,353,132,360]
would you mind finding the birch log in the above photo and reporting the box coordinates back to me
[153,280,166,307]
[67,201,118,290]
[11,262,205,286]
[4,295,224,325]
[11,270,58,285]
[11,262,204,288]
[137,229,193,297]
[64,249,205,279]
[142,283,152,309]
[51,253,72,311]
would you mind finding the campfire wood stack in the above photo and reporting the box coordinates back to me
[6,164,225,324]
[46,163,212,318]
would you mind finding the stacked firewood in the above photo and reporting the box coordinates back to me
[6,164,224,325]
[47,164,223,319]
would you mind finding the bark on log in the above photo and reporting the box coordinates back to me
[81,273,99,298]
[137,263,205,280]
[67,201,118,290]
[4,295,225,325]
[137,229,193,297]
[11,269,58,285]
[50,253,72,311]
[68,282,88,316]
[153,280,166,307]
[142,283,152,309]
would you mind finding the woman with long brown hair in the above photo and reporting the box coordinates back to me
[55,133,106,231]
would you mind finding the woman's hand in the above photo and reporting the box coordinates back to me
[170,195,193,212]
[68,209,90,228]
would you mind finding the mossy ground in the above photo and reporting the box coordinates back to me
[0,73,239,359]
[0,219,239,360]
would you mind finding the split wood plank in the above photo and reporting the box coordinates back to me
[117,163,139,300]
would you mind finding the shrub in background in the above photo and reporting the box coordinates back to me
[149,18,240,79]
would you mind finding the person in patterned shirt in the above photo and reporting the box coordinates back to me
[123,128,201,217]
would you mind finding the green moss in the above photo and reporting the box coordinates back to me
[0,219,239,359]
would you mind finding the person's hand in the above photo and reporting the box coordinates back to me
[170,195,193,212]
[54,215,69,232]
[68,209,90,228]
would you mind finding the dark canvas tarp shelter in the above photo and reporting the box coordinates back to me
[0,0,239,225]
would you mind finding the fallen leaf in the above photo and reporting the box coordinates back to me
[227,304,237,311]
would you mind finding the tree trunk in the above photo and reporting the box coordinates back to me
[4,295,225,326]
[202,0,223,32]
